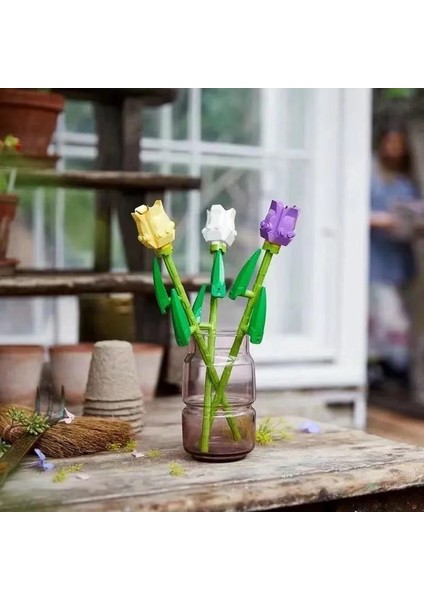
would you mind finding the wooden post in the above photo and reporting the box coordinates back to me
[94,103,122,272]
[116,100,172,392]
[89,96,176,393]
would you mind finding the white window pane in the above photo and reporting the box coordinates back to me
[200,167,261,330]
[62,159,95,269]
[143,108,161,139]
[286,88,312,150]
[172,89,189,140]
[270,160,309,335]
[64,99,160,139]
[201,89,260,146]
[0,299,35,335]
[168,164,190,273]
[65,100,95,134]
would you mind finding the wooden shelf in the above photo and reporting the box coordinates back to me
[52,88,177,106]
[0,271,222,297]
[15,170,201,192]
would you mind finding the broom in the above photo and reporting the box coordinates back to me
[0,405,134,459]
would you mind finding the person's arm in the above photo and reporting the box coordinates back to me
[370,211,398,231]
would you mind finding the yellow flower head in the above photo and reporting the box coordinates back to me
[131,200,175,250]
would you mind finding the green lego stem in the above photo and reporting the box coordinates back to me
[161,252,241,442]
[209,245,275,426]
[199,294,218,452]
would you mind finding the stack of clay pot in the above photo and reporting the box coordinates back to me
[83,340,144,434]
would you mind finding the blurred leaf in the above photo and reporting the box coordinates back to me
[384,88,416,99]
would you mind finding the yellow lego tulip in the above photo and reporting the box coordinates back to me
[131,200,176,250]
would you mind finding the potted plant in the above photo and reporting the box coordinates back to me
[0,135,20,275]
[0,89,64,157]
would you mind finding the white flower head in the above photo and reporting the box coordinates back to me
[202,205,237,247]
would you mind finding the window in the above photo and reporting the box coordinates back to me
[0,89,371,394]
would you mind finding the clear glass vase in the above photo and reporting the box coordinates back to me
[182,331,256,462]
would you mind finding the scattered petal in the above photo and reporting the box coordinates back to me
[299,421,321,434]
[60,408,76,424]
[34,448,55,470]
[34,448,46,461]
[76,473,90,480]
[132,451,144,458]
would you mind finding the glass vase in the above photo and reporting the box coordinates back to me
[182,331,256,462]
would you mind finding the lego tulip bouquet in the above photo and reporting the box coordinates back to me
[132,199,299,461]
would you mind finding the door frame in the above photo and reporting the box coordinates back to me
[253,88,372,389]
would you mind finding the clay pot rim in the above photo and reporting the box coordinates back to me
[49,343,94,354]
[132,343,164,353]
[0,345,44,354]
[0,258,19,267]
[0,193,18,204]
[0,89,65,112]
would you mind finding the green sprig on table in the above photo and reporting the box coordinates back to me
[6,408,50,436]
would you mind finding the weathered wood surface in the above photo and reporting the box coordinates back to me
[0,272,217,296]
[2,397,424,512]
[15,170,201,192]
[52,88,177,106]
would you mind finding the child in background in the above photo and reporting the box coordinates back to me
[369,123,419,389]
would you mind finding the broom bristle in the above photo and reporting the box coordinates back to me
[0,405,134,458]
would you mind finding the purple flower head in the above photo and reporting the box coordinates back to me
[260,200,299,246]
[34,448,54,471]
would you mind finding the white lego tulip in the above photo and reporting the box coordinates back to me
[202,205,237,247]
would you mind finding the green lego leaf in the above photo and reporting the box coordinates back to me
[211,250,226,298]
[170,289,191,346]
[248,286,267,344]
[153,257,171,315]
[229,249,261,300]
[192,284,207,321]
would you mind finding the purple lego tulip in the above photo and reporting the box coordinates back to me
[260,200,299,246]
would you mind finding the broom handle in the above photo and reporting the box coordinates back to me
[0,433,42,490]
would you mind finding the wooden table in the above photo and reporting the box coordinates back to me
[2,396,424,512]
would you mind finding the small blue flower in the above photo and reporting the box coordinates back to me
[34,448,55,471]
[299,421,321,434]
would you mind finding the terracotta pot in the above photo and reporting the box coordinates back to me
[0,345,44,408]
[133,343,164,400]
[49,344,93,413]
[0,193,18,260]
[0,89,65,156]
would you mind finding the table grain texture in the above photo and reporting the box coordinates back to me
[1,396,424,512]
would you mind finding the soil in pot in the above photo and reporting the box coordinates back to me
[0,345,45,408]
[0,89,65,156]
